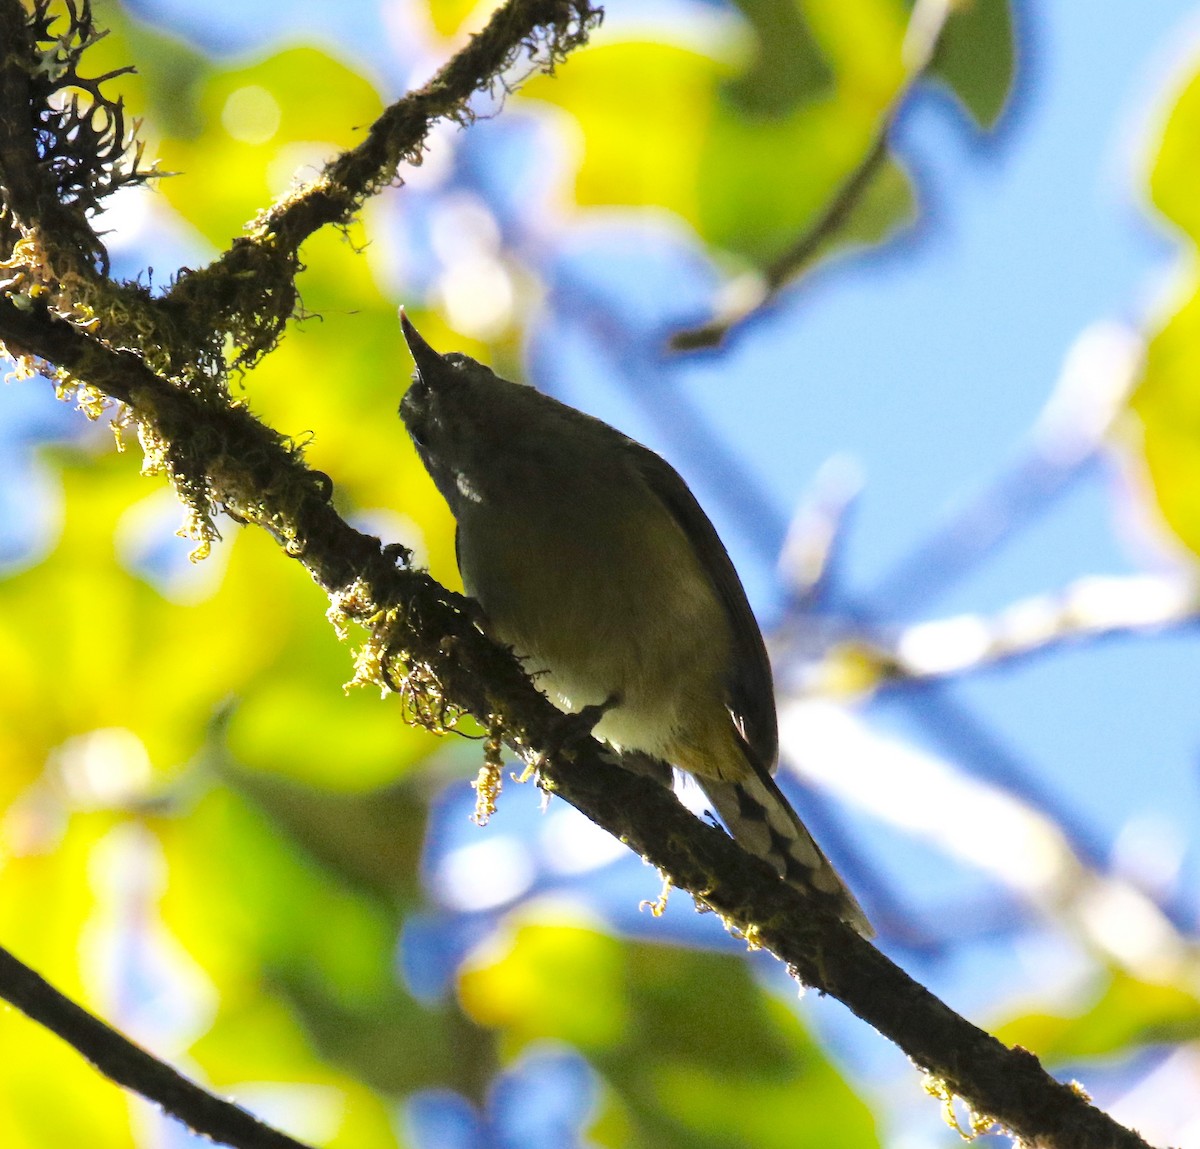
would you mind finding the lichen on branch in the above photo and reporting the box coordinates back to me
[0,0,603,566]
[5,0,157,249]
[165,0,603,369]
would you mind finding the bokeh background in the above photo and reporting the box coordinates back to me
[5,0,1200,1145]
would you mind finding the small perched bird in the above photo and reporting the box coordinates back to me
[399,312,871,935]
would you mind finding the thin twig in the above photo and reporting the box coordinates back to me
[670,0,957,351]
[0,945,316,1149]
[872,574,1200,685]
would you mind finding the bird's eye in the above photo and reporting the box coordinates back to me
[407,416,430,447]
[400,387,432,448]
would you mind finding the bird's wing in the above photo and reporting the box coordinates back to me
[628,445,779,772]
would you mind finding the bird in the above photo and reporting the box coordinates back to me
[398,311,871,935]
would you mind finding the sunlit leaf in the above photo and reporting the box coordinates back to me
[0,450,264,786]
[521,42,720,228]
[426,0,481,38]
[0,1010,134,1149]
[161,785,495,1102]
[0,816,133,1149]
[1150,66,1200,243]
[995,971,1200,1059]
[1130,58,1200,557]
[723,0,834,118]
[520,15,913,273]
[153,47,384,246]
[927,0,1016,129]
[458,918,877,1148]
[460,919,630,1053]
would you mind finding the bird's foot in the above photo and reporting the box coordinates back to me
[520,692,622,782]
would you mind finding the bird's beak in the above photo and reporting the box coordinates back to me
[400,309,446,382]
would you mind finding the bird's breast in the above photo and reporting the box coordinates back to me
[454,474,733,760]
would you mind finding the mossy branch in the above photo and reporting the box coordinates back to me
[0,292,1160,1149]
[1,0,601,384]
[164,0,600,368]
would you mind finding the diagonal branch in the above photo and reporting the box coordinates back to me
[164,0,601,366]
[0,295,1160,1149]
[0,0,600,380]
[0,944,316,1149]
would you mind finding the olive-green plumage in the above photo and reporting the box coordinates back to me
[398,313,870,935]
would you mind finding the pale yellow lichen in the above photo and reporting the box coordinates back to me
[347,607,400,697]
[108,403,133,452]
[639,875,672,918]
[326,579,376,640]
[74,383,109,420]
[921,1074,998,1141]
[2,352,40,381]
[471,723,506,825]
[342,600,462,735]
[513,757,539,784]
[135,415,169,477]
[176,507,218,563]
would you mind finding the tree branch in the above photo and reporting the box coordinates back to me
[0,944,317,1149]
[0,0,600,380]
[866,574,1200,686]
[0,296,1161,1149]
[164,0,601,366]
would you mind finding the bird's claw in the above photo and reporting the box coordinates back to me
[524,692,622,780]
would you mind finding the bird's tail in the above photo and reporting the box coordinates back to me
[699,770,873,937]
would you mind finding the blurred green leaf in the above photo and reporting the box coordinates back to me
[927,0,1015,129]
[226,672,438,791]
[723,0,834,118]
[995,971,1200,1059]
[1150,65,1200,242]
[521,42,719,228]
[461,919,630,1052]
[427,0,482,37]
[1131,291,1200,556]
[219,761,429,908]
[91,0,211,139]
[0,1006,135,1149]
[153,47,384,246]
[165,785,496,1101]
[0,815,139,1148]
[459,918,877,1148]
[1131,58,1200,557]
[0,449,269,786]
[520,10,914,274]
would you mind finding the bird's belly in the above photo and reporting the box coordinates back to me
[457,500,731,763]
